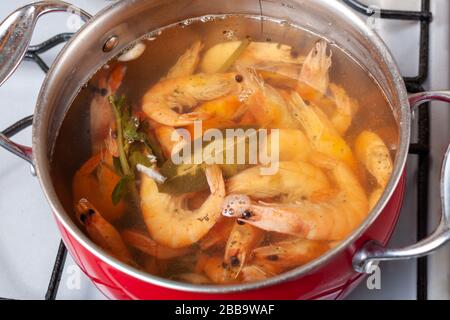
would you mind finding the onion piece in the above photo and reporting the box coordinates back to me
[136,164,167,184]
[118,42,146,62]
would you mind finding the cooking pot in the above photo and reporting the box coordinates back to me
[1,0,450,300]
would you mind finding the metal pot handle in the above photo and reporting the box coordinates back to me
[353,91,450,273]
[0,0,91,86]
[0,116,34,165]
[0,1,91,166]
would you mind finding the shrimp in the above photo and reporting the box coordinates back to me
[142,256,160,275]
[90,64,126,155]
[252,239,331,271]
[239,67,297,128]
[202,256,236,284]
[142,73,242,126]
[166,41,204,79]
[121,229,191,259]
[238,42,305,66]
[255,61,302,90]
[198,218,235,250]
[186,95,243,140]
[240,265,271,283]
[297,40,332,101]
[224,223,264,278]
[154,125,188,159]
[148,41,206,153]
[288,91,357,170]
[201,41,305,74]
[367,188,384,210]
[354,131,393,209]
[72,153,125,222]
[227,161,331,203]
[260,129,311,162]
[328,84,359,135]
[75,199,135,266]
[140,165,226,248]
[221,154,369,241]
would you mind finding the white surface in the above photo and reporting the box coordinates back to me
[0,0,448,300]
[0,0,108,300]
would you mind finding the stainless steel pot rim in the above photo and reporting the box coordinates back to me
[33,0,411,294]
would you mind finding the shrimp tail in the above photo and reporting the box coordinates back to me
[166,41,204,79]
[90,64,127,154]
[108,64,127,93]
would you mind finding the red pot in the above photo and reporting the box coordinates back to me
[56,175,406,300]
[1,0,449,300]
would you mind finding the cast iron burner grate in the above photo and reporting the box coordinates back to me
[0,0,432,300]
[343,0,431,301]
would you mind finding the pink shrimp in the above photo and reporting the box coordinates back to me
[221,153,369,241]
[252,239,331,271]
[90,64,127,155]
[224,223,264,278]
[121,229,192,259]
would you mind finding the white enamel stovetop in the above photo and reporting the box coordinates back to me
[0,0,449,300]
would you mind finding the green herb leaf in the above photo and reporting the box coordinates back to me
[109,95,132,176]
[123,116,147,144]
[109,94,151,206]
[145,130,165,165]
[129,151,153,169]
[112,157,123,176]
[112,175,132,205]
[159,162,208,194]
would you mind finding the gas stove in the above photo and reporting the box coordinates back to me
[0,0,449,300]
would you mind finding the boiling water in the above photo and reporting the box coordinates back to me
[52,15,398,283]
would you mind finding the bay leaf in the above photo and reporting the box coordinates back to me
[159,162,208,194]
[158,129,262,194]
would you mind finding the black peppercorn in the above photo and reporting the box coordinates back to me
[242,210,253,219]
[266,255,279,261]
[230,256,240,267]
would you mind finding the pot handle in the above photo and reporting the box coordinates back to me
[0,116,34,165]
[353,91,450,273]
[0,0,91,86]
[0,1,91,166]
